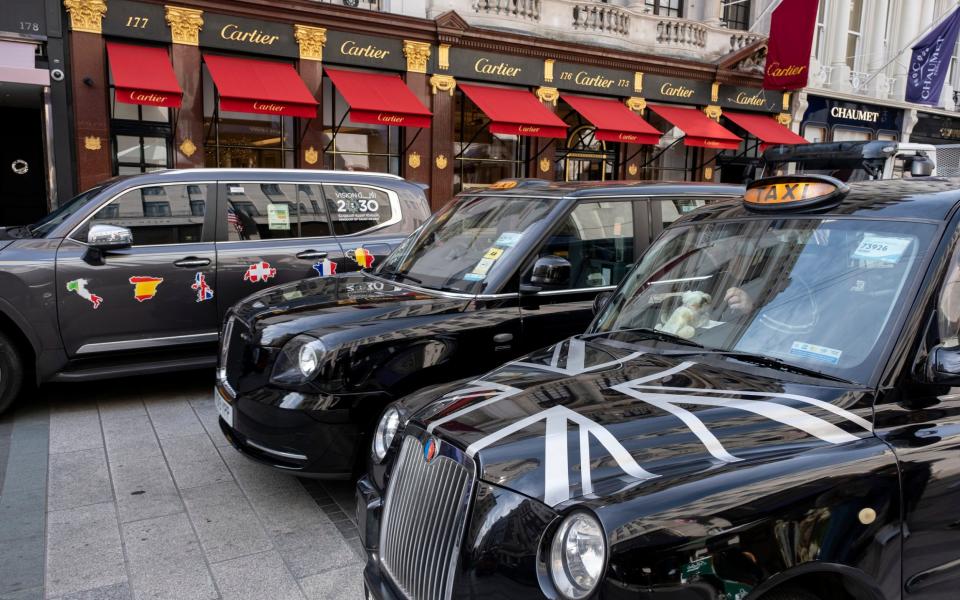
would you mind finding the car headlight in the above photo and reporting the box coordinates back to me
[372,404,402,462]
[271,335,327,385]
[549,512,606,600]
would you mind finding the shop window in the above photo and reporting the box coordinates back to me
[454,90,529,193]
[224,183,337,241]
[76,184,209,246]
[813,0,829,63]
[321,77,401,175]
[721,0,751,30]
[202,66,295,169]
[644,0,682,18]
[833,128,871,142]
[803,124,827,143]
[561,125,618,182]
[846,0,865,72]
[109,78,172,175]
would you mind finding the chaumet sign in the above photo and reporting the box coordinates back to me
[830,106,880,123]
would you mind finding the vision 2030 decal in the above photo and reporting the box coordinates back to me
[425,338,871,507]
[191,272,214,302]
[312,258,337,277]
[352,247,375,269]
[243,261,276,283]
[65,278,103,309]
[128,276,163,302]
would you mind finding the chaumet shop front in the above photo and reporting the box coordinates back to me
[63,0,804,210]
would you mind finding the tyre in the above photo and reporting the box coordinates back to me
[0,330,24,415]
[763,589,822,600]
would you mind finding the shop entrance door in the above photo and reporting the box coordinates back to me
[0,101,46,225]
[560,126,617,182]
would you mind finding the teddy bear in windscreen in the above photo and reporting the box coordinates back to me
[658,290,712,339]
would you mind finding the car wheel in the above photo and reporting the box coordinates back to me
[763,588,822,600]
[0,330,24,415]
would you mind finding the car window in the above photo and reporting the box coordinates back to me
[72,184,209,246]
[524,201,634,289]
[323,184,394,236]
[938,242,960,347]
[224,183,332,241]
[657,197,709,229]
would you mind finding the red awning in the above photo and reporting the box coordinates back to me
[326,68,432,128]
[724,111,808,150]
[648,105,742,150]
[460,83,567,139]
[106,42,182,108]
[203,54,317,118]
[563,95,662,145]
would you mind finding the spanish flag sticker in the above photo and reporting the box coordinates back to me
[128,276,164,302]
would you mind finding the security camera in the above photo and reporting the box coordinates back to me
[50,69,65,81]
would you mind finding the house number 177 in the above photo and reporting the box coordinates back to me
[125,16,149,28]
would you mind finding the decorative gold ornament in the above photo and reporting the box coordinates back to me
[704,105,722,121]
[64,0,107,34]
[703,166,714,181]
[633,72,643,94]
[408,152,421,169]
[625,97,646,113]
[165,6,204,46]
[429,74,456,96]
[544,59,555,83]
[539,158,551,173]
[627,163,638,176]
[782,91,792,111]
[179,138,197,157]
[84,136,101,151]
[403,41,431,74]
[295,25,327,62]
[710,81,720,103]
[435,154,448,170]
[776,112,792,126]
[438,44,450,71]
[304,146,319,165]
[536,86,559,106]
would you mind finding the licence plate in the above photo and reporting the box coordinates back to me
[215,389,234,428]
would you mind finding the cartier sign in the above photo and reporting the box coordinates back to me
[201,13,297,57]
[643,74,711,105]
[717,85,780,113]
[552,62,633,95]
[447,49,541,86]
[325,31,406,71]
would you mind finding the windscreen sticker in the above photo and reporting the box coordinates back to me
[464,273,485,281]
[243,262,277,283]
[128,276,164,302]
[483,247,504,260]
[267,204,290,230]
[852,235,912,263]
[191,272,214,303]
[472,257,496,276]
[66,278,103,309]
[495,232,523,247]
[312,258,338,277]
[229,186,245,194]
[790,341,842,365]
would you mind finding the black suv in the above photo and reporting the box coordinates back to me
[0,169,429,413]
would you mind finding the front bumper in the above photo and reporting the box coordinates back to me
[216,382,390,477]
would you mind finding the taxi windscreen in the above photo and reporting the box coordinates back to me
[593,217,936,383]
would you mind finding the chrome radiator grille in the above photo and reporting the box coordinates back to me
[380,436,474,600]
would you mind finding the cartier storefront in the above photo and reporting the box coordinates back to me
[61,0,792,210]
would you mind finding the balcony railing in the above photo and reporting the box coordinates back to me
[315,0,383,10]
[572,4,629,36]
[656,18,706,49]
[473,0,541,20]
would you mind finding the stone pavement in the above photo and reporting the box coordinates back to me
[0,371,365,600]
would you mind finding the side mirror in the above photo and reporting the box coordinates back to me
[529,255,571,287]
[593,291,613,315]
[911,157,935,177]
[925,344,960,385]
[88,224,132,250]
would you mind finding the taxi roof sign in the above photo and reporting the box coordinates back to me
[490,180,519,190]
[744,175,848,211]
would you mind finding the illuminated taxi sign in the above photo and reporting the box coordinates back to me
[744,175,848,211]
[490,180,519,190]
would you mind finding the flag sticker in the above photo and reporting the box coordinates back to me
[353,247,375,269]
[312,258,338,277]
[65,278,103,309]
[128,276,164,302]
[191,272,214,302]
[243,261,277,283]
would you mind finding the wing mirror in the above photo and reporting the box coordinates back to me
[910,157,935,177]
[593,291,613,315]
[924,344,960,385]
[529,255,571,288]
[87,224,132,250]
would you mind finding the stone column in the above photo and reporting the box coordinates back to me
[863,0,889,97]
[826,0,852,91]
[63,0,111,192]
[891,0,922,100]
[701,0,722,25]
[165,6,205,168]
[403,41,433,186]
[294,25,327,169]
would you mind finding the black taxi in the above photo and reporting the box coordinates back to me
[215,180,739,476]
[358,175,960,600]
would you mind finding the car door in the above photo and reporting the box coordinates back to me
[324,182,404,269]
[55,182,218,356]
[214,181,347,319]
[517,198,638,353]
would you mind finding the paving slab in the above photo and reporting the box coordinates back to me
[48,582,132,600]
[47,448,112,512]
[210,550,304,600]
[144,398,205,441]
[0,533,45,596]
[0,486,46,543]
[273,523,360,579]
[298,564,365,600]
[120,513,217,600]
[48,404,102,455]
[181,480,273,564]
[187,395,231,449]
[107,446,182,524]
[160,434,232,491]
[45,501,126,599]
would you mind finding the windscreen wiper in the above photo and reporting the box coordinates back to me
[622,327,709,349]
[700,350,854,384]
[382,270,423,285]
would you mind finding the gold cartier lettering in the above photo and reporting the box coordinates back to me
[731,91,767,107]
[253,102,286,113]
[221,24,280,46]
[618,132,639,142]
[765,62,807,78]
[340,40,391,60]
[128,91,168,104]
[474,58,522,77]
[574,71,615,89]
[518,125,540,133]
[377,114,406,124]
[659,82,695,98]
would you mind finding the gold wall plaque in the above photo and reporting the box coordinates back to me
[165,6,204,46]
[295,25,327,62]
[64,0,107,34]
[625,97,646,113]
[710,81,720,103]
[703,166,714,181]
[536,86,559,106]
[408,152,421,169]
[627,163,638,176]
[84,136,102,151]
[539,157,551,173]
[776,112,792,126]
[633,72,643,94]
[704,105,722,121]
[782,92,792,111]
[544,59,555,83]
[403,41,431,74]
[435,154,448,170]
[429,74,456,96]
[438,44,450,70]
[304,146,318,165]
[179,138,197,157]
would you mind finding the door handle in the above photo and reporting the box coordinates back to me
[296,250,328,260]
[173,257,211,268]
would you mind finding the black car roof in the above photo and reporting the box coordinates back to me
[763,140,898,162]
[462,180,743,199]
[681,177,960,223]
[98,168,417,189]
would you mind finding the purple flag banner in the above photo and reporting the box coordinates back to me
[907,7,960,106]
